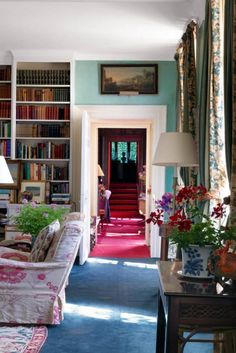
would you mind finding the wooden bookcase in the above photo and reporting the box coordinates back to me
[14,62,71,204]
[0,65,12,158]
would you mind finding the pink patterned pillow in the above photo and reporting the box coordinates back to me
[29,220,60,262]
[1,252,29,262]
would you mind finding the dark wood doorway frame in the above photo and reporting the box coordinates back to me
[98,128,146,187]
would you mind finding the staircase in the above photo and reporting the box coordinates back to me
[109,182,140,218]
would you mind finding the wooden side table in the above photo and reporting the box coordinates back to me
[156,261,236,353]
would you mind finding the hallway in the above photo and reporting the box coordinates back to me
[90,217,149,258]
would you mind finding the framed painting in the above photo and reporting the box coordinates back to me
[20,181,46,203]
[101,64,158,94]
[0,160,21,189]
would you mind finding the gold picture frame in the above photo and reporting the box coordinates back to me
[101,64,158,94]
[20,181,46,203]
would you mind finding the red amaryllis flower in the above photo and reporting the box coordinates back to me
[211,203,225,219]
[146,209,164,226]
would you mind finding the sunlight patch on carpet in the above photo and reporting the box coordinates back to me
[123,261,156,270]
[87,258,119,265]
[121,312,156,324]
[0,325,47,353]
[65,304,113,320]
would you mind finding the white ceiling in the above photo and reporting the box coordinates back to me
[0,0,205,60]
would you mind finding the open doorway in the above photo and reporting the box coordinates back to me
[98,128,146,219]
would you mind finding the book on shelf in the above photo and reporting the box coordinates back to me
[17,69,70,85]
[16,105,70,120]
[0,102,11,118]
[0,66,11,81]
[0,84,11,99]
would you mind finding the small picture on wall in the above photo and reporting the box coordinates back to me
[20,181,45,203]
[101,64,158,94]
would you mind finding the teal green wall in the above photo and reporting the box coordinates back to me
[74,60,177,192]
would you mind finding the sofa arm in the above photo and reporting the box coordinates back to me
[0,257,70,292]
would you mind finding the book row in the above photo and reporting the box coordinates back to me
[51,183,70,194]
[0,102,11,118]
[22,162,69,181]
[16,123,70,138]
[0,66,11,81]
[16,105,70,120]
[0,140,10,157]
[0,85,11,99]
[17,87,70,102]
[16,141,70,159]
[0,121,11,138]
[17,69,70,85]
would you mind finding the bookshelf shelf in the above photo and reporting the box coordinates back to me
[18,158,70,161]
[0,65,11,158]
[15,61,72,205]
[16,137,70,140]
[16,101,70,105]
[16,119,70,123]
[17,84,70,88]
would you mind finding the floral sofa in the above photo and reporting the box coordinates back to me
[0,213,84,324]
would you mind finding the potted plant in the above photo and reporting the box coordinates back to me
[13,202,69,238]
[146,185,236,278]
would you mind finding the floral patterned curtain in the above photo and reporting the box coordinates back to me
[230,0,236,225]
[199,0,227,200]
[208,0,227,199]
[175,21,197,185]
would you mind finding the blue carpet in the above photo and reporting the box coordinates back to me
[40,258,213,353]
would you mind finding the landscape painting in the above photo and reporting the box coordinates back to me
[101,64,158,94]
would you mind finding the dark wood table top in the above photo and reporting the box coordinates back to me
[157,260,236,298]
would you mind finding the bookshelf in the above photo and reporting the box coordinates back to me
[15,62,71,204]
[0,65,11,158]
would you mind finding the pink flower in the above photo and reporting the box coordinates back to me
[0,267,26,284]
[37,273,46,280]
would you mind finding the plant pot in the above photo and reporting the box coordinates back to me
[181,245,213,279]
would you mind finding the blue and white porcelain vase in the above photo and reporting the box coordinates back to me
[181,245,213,279]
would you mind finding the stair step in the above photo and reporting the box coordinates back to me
[110,199,137,205]
[111,210,140,217]
[111,204,138,211]
[110,194,137,200]
[111,188,137,194]
[110,183,137,188]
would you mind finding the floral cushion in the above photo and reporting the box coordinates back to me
[51,220,84,262]
[29,220,60,262]
[44,225,65,262]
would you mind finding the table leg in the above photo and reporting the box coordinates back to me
[156,291,165,353]
[165,298,180,353]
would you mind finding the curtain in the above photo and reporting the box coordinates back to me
[175,21,197,185]
[198,0,227,199]
[224,0,233,184]
[198,1,210,187]
[230,0,236,225]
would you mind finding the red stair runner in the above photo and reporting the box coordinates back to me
[109,182,140,218]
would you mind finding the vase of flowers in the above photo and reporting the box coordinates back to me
[146,185,236,278]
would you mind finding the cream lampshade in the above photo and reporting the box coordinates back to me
[153,132,198,168]
[0,156,13,184]
[153,132,198,209]
[97,164,104,177]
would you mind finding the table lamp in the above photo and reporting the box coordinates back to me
[152,132,198,209]
[97,164,104,184]
[0,156,13,184]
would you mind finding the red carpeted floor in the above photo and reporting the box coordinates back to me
[89,217,150,258]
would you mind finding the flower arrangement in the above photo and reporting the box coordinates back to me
[13,202,69,237]
[146,185,236,249]
[98,184,106,199]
